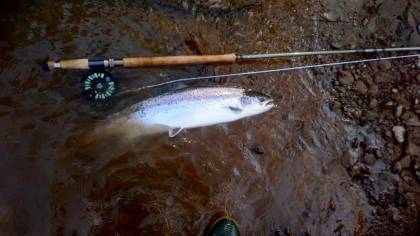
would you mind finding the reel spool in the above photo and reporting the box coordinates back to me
[81,70,118,102]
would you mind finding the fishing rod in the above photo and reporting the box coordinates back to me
[42,46,420,102]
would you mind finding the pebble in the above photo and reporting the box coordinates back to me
[369,98,378,108]
[363,110,377,121]
[385,101,394,107]
[322,12,339,22]
[395,105,404,117]
[406,141,420,156]
[400,155,411,169]
[342,149,360,168]
[331,41,344,49]
[362,18,369,26]
[392,126,406,143]
[378,60,392,71]
[338,71,354,85]
[354,80,368,94]
[413,104,420,114]
[392,161,402,173]
[391,88,398,93]
[368,85,379,95]
[363,153,377,166]
[404,116,420,126]
[332,101,342,111]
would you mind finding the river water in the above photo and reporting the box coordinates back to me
[0,1,371,235]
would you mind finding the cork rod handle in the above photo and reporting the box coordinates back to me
[123,53,237,67]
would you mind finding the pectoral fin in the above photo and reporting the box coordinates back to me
[168,127,183,137]
[228,105,243,113]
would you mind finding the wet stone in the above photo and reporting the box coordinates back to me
[363,110,377,121]
[378,60,392,71]
[369,98,378,108]
[392,161,402,173]
[368,85,379,95]
[322,11,339,22]
[392,126,406,144]
[331,101,342,112]
[400,155,411,169]
[354,81,368,94]
[406,141,420,156]
[338,71,354,85]
[363,153,377,166]
[404,116,420,127]
[331,41,344,49]
[395,105,404,118]
[342,149,360,168]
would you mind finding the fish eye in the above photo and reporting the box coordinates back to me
[257,96,266,102]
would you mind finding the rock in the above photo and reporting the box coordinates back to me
[413,104,420,114]
[354,81,368,94]
[368,85,379,95]
[322,12,339,22]
[378,60,392,70]
[392,161,402,173]
[404,116,420,126]
[342,149,360,168]
[406,141,420,156]
[363,153,377,166]
[363,110,377,121]
[416,59,420,69]
[395,105,404,117]
[338,71,354,85]
[351,163,372,178]
[392,126,406,143]
[401,111,413,120]
[331,101,342,111]
[417,73,420,83]
[362,18,369,26]
[391,88,398,93]
[400,155,411,169]
[369,99,378,108]
[331,41,344,49]
[385,101,394,107]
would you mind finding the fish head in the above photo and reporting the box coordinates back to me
[239,90,274,116]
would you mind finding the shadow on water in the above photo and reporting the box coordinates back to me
[0,1,371,235]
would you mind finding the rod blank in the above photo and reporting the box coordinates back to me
[42,46,420,71]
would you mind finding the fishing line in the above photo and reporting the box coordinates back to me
[121,53,420,94]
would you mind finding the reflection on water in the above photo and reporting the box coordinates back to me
[0,1,369,235]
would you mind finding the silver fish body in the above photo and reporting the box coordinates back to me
[104,87,273,138]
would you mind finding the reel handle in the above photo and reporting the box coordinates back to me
[123,53,236,67]
[42,53,237,71]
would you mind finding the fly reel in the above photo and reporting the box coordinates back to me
[81,70,118,102]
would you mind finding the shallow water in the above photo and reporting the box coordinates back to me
[0,1,372,235]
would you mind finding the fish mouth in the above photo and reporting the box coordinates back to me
[264,99,274,107]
